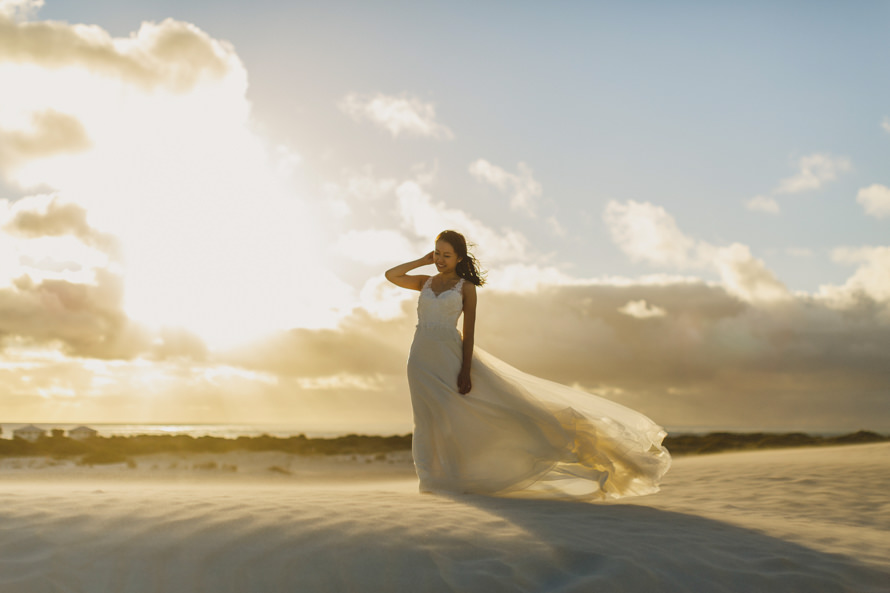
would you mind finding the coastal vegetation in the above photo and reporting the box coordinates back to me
[0,432,413,464]
[0,430,886,465]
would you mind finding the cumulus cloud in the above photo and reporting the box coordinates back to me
[0,270,135,358]
[0,266,209,361]
[4,3,884,434]
[857,184,890,219]
[482,263,580,293]
[468,159,542,216]
[202,270,890,431]
[396,180,528,265]
[0,8,357,349]
[774,153,851,195]
[0,0,41,21]
[0,8,238,92]
[140,271,883,431]
[713,243,790,302]
[3,194,119,256]
[472,282,890,431]
[825,246,890,304]
[745,195,780,214]
[0,110,90,177]
[338,93,454,139]
[356,275,415,320]
[618,299,666,319]
[604,199,790,303]
[603,200,701,268]
[223,312,412,380]
[0,352,329,428]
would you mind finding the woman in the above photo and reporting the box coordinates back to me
[385,230,670,500]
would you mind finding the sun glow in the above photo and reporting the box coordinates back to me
[0,32,353,349]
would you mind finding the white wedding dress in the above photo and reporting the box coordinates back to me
[407,277,671,500]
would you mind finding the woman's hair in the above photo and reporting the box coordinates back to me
[437,230,486,286]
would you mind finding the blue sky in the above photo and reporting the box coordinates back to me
[39,0,890,289]
[1,0,888,431]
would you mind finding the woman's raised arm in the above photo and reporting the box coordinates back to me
[385,252,434,291]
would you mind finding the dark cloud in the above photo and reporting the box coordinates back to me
[222,308,413,379]
[3,277,885,432]
[474,283,890,431]
[213,279,890,431]
[0,269,206,361]
[0,270,143,358]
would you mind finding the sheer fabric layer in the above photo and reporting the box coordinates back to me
[407,277,670,500]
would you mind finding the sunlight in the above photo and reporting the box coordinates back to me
[1,51,354,349]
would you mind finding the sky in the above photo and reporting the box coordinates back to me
[0,0,888,433]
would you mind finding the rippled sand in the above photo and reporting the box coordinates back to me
[1,443,887,592]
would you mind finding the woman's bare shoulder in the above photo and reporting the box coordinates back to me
[461,279,477,298]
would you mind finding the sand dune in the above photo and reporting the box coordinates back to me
[1,443,888,592]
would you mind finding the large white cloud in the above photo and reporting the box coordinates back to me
[0,7,354,350]
[603,200,702,268]
[603,199,790,303]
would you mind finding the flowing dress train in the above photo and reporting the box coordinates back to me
[407,277,671,500]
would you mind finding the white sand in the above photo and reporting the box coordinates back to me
[1,443,888,592]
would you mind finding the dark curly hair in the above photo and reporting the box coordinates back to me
[436,230,486,287]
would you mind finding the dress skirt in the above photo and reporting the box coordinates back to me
[407,324,671,500]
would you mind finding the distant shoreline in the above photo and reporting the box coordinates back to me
[0,430,887,465]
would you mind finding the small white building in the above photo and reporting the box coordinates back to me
[69,425,98,441]
[13,424,46,442]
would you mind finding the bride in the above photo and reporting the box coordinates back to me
[385,230,670,500]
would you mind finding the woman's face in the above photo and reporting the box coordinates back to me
[434,240,461,274]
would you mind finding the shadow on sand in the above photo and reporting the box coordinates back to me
[445,493,890,593]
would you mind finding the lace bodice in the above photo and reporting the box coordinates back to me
[416,276,464,331]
